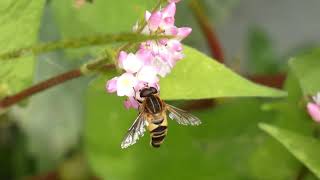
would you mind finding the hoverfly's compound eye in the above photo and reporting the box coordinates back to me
[140,87,157,97]
[140,89,148,97]
[150,87,158,94]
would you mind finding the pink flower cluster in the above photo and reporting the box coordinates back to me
[307,92,320,123]
[106,0,191,109]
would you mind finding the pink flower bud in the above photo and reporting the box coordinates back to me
[148,11,162,31]
[168,0,181,3]
[176,27,192,40]
[106,77,118,93]
[307,103,320,123]
[162,3,176,18]
[118,51,128,68]
[74,0,86,8]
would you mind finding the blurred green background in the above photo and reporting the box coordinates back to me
[1,0,320,179]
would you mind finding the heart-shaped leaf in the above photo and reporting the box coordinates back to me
[160,46,287,100]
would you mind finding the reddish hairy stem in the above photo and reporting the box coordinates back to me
[248,74,286,89]
[0,64,115,109]
[189,0,225,63]
[27,171,59,180]
[181,99,216,112]
[26,171,100,180]
[0,69,82,109]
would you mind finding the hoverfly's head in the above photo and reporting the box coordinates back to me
[139,87,158,97]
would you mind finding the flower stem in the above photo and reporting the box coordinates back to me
[0,33,169,61]
[189,0,225,63]
[248,74,286,89]
[0,69,82,108]
[116,0,165,54]
[0,62,115,109]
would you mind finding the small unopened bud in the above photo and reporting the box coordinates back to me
[74,0,94,8]
[307,92,320,123]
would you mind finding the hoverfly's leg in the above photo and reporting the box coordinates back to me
[133,87,143,104]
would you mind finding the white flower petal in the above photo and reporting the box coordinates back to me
[137,66,159,84]
[122,53,143,73]
[116,73,138,96]
[152,57,171,77]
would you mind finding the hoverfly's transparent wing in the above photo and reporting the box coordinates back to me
[166,104,201,126]
[121,113,147,149]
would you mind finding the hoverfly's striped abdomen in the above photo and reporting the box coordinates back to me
[150,126,167,148]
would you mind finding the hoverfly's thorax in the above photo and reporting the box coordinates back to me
[145,95,163,114]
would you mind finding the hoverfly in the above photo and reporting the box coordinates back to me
[121,86,201,149]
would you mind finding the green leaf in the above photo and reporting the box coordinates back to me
[0,1,45,93]
[289,49,320,95]
[259,123,320,178]
[50,0,155,58]
[160,46,287,100]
